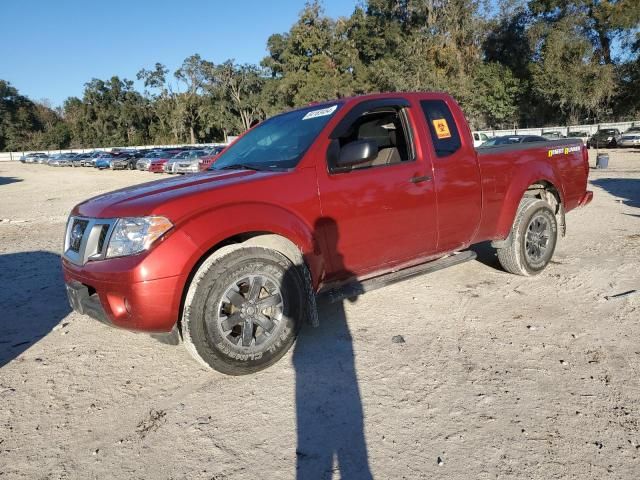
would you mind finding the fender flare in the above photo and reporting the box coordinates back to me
[495,162,566,240]
[175,203,324,326]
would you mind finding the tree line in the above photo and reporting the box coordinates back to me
[1,0,639,152]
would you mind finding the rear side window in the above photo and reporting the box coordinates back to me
[420,100,462,157]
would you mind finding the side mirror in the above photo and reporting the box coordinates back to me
[336,139,378,169]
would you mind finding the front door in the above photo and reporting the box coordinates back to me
[316,99,438,280]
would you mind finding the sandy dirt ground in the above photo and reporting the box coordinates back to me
[0,149,639,480]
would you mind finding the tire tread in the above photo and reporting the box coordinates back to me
[497,197,555,276]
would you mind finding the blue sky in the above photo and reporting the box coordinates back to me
[0,0,357,107]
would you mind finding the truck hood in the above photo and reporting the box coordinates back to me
[73,169,276,219]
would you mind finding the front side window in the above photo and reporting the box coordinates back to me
[212,103,341,171]
[334,109,413,171]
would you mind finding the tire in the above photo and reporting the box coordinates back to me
[182,246,305,375]
[496,197,558,276]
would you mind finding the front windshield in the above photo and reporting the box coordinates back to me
[211,103,342,171]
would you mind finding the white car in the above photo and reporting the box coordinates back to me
[472,132,490,148]
[566,131,590,145]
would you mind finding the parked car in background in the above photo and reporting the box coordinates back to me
[71,153,85,166]
[96,155,129,170]
[618,132,640,148]
[93,152,116,169]
[136,151,163,171]
[479,135,546,147]
[587,128,621,148]
[164,150,209,174]
[623,126,640,135]
[95,152,130,170]
[174,150,211,174]
[20,152,48,163]
[197,146,226,171]
[70,153,90,167]
[542,131,565,140]
[163,151,186,174]
[148,149,183,173]
[566,131,590,145]
[111,150,147,170]
[47,153,75,166]
[36,153,51,164]
[80,151,105,167]
[472,132,490,148]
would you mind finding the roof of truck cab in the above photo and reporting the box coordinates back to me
[306,91,452,109]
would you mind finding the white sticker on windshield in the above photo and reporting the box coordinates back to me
[302,105,338,120]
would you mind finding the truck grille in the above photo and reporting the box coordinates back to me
[97,224,110,252]
[64,217,116,265]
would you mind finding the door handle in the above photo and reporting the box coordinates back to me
[409,175,432,184]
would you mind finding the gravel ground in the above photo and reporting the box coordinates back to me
[1,150,639,480]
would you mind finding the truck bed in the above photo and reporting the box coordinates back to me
[473,139,588,242]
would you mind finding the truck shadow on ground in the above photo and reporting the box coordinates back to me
[291,217,373,479]
[469,241,503,272]
[0,251,70,367]
[0,176,23,186]
[591,178,640,208]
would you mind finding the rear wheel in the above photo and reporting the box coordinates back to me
[497,197,558,276]
[181,247,305,375]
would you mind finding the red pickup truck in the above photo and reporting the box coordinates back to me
[62,92,592,374]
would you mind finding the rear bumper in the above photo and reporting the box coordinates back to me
[578,190,593,207]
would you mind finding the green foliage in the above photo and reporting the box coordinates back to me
[0,80,70,151]
[2,0,639,151]
[469,63,521,128]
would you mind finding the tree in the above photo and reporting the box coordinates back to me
[262,1,367,106]
[529,18,616,123]
[469,62,521,128]
[137,63,181,143]
[174,54,212,143]
[0,80,69,151]
[205,61,266,135]
[528,0,640,64]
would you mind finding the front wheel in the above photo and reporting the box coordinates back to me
[496,197,558,276]
[181,246,305,375]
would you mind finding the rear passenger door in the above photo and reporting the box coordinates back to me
[316,98,438,279]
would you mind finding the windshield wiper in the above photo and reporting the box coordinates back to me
[217,163,266,171]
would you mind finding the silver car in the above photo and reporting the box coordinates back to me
[137,151,164,171]
[174,150,209,174]
[164,150,206,174]
[47,153,74,166]
[618,133,640,148]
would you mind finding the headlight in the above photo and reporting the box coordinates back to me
[106,216,173,258]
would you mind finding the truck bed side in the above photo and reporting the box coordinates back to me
[473,140,589,241]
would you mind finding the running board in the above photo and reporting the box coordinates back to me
[319,250,477,304]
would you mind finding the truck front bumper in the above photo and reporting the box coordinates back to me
[64,278,181,344]
[62,262,184,334]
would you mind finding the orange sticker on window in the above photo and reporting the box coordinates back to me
[432,119,452,139]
